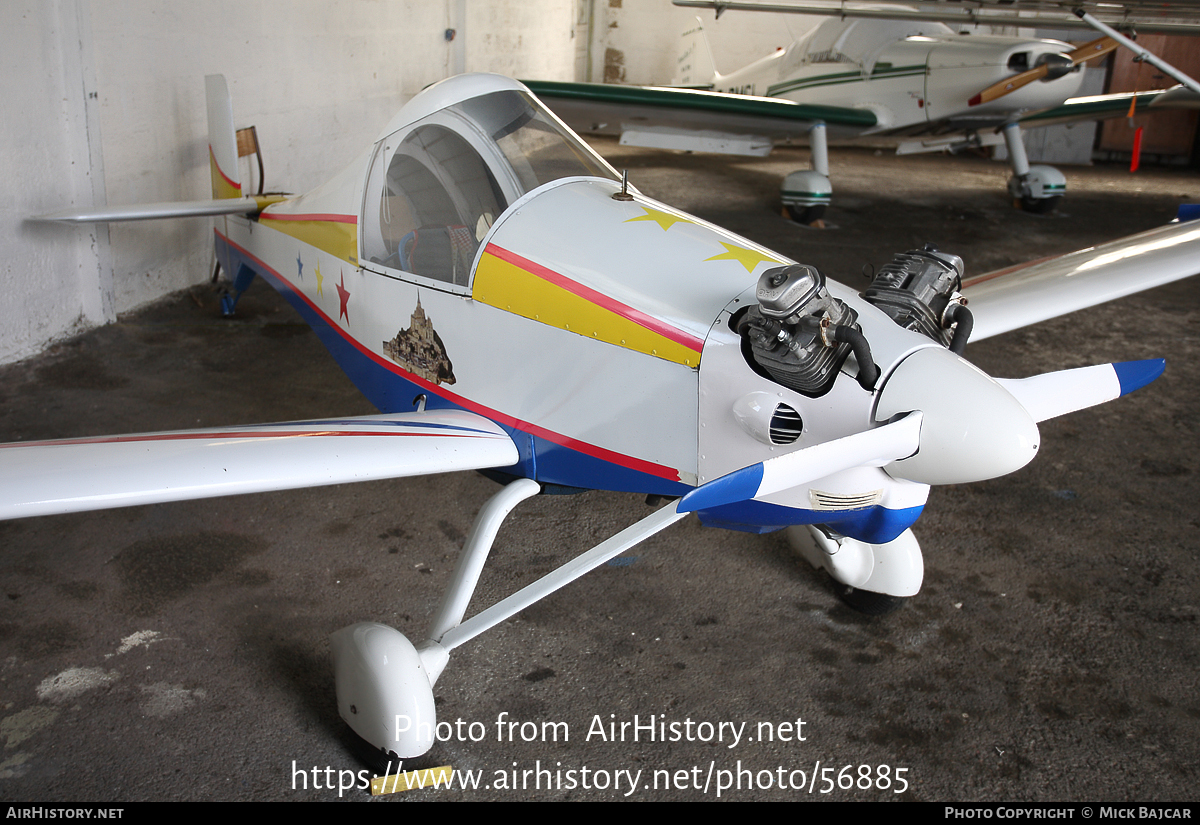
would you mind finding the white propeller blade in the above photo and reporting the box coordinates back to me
[677,412,923,513]
[995,359,1164,424]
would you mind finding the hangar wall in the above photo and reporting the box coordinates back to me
[582,2,818,86]
[0,0,578,365]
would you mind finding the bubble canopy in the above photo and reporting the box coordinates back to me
[361,78,620,287]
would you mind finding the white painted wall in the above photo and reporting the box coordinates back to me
[1,0,577,365]
[582,1,818,85]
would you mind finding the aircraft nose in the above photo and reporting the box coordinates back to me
[1037,52,1075,81]
[875,347,1039,485]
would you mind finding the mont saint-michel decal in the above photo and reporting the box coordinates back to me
[383,298,456,385]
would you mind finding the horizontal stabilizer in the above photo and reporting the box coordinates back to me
[0,410,518,520]
[31,196,282,223]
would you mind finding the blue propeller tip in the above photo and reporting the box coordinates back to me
[1113,359,1165,396]
[679,462,764,513]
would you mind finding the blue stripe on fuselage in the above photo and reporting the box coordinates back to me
[217,232,919,538]
[216,231,690,498]
[696,499,924,544]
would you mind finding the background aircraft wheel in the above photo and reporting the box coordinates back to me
[839,585,907,616]
[1019,195,1060,214]
[787,204,827,225]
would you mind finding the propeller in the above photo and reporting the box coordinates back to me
[677,412,923,513]
[681,350,1165,510]
[968,36,1119,107]
[876,349,1163,486]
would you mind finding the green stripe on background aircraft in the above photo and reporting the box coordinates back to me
[11,72,1200,764]
[527,1,1200,222]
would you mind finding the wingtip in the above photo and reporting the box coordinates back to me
[1113,359,1166,396]
[967,93,982,107]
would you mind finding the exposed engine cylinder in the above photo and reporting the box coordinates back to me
[737,264,872,397]
[861,244,971,353]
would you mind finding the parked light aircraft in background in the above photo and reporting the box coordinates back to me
[8,73,1200,763]
[530,1,1200,222]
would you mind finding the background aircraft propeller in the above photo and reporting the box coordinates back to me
[969,36,1118,106]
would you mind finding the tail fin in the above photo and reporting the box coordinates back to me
[673,17,720,87]
[205,74,242,200]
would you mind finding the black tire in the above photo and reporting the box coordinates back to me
[343,726,400,776]
[786,203,827,225]
[1019,195,1060,214]
[838,585,908,616]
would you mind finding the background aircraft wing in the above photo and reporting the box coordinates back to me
[962,219,1200,341]
[0,410,518,520]
[1018,86,1200,130]
[525,80,875,152]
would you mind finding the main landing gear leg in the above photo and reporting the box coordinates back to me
[331,479,689,761]
[1002,122,1064,214]
[787,524,924,615]
[781,121,833,225]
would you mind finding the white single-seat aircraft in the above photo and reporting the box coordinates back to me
[10,73,1200,763]
[528,1,1200,221]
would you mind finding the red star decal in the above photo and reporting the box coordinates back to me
[337,270,350,323]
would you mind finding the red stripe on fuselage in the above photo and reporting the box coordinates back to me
[259,211,357,223]
[216,229,683,482]
[484,243,705,353]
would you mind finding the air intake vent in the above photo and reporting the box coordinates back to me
[769,404,803,445]
[809,489,883,511]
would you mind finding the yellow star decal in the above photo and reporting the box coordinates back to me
[704,242,781,273]
[315,262,324,296]
[625,206,693,231]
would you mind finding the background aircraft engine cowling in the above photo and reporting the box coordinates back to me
[876,347,1039,485]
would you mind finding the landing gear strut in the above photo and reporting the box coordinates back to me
[781,122,832,225]
[1001,122,1065,214]
[331,479,689,762]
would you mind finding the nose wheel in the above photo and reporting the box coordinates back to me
[836,585,909,616]
[787,524,923,615]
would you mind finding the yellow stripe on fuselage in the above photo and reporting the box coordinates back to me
[259,216,358,265]
[473,249,700,368]
[210,149,242,201]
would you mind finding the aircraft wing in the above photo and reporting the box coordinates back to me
[525,80,875,152]
[1019,86,1200,130]
[962,219,1200,341]
[0,410,518,520]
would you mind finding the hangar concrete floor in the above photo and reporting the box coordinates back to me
[1,140,1198,802]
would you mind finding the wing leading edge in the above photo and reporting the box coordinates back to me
[962,219,1200,341]
[0,410,518,520]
